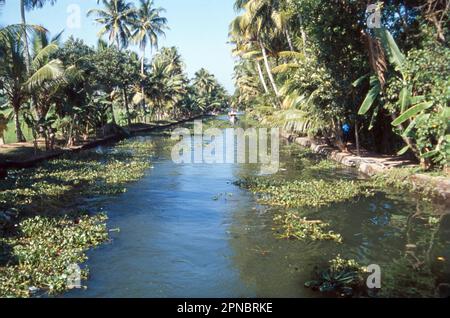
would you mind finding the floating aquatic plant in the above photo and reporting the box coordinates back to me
[0,138,156,297]
[0,213,108,298]
[236,177,373,209]
[305,255,365,297]
[274,212,342,243]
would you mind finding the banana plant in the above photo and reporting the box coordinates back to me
[354,28,435,159]
[23,106,57,152]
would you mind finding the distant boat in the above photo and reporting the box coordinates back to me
[228,110,238,125]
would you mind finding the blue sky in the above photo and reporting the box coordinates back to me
[1,0,237,92]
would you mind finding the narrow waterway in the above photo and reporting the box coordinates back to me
[64,117,449,298]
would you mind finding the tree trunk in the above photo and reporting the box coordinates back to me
[110,102,116,124]
[14,105,26,142]
[299,14,307,56]
[259,40,280,98]
[355,120,361,156]
[141,46,146,114]
[285,29,295,51]
[123,87,131,127]
[20,0,31,73]
[255,60,270,94]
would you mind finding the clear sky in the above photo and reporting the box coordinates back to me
[1,0,237,92]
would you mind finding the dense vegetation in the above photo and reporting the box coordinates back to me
[229,0,449,170]
[0,0,229,147]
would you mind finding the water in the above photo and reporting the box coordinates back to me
[64,119,450,298]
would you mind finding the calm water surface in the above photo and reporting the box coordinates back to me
[64,119,450,298]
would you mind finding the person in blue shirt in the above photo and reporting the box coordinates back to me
[342,123,351,152]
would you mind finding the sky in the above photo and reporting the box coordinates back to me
[0,0,237,92]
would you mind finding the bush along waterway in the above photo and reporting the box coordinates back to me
[1,118,449,298]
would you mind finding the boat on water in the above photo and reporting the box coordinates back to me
[228,109,239,125]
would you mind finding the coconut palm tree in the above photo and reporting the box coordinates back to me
[27,30,66,122]
[88,0,137,50]
[0,27,64,142]
[0,33,27,142]
[157,47,184,76]
[193,68,216,95]
[229,29,269,94]
[19,0,57,71]
[132,0,168,111]
[233,60,261,106]
[144,49,187,119]
[132,0,167,74]
[230,7,282,100]
[243,0,284,97]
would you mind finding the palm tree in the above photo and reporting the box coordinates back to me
[145,49,187,119]
[229,29,269,94]
[193,68,216,95]
[158,47,184,76]
[231,0,285,100]
[0,25,30,142]
[88,0,137,50]
[233,60,261,106]
[132,0,168,111]
[0,26,63,142]
[19,0,57,71]
[27,31,66,122]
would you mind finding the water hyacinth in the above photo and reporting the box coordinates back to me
[0,140,155,214]
[274,213,343,243]
[305,255,366,297]
[0,214,108,297]
[237,177,374,209]
[0,139,156,297]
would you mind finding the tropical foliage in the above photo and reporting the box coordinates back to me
[0,0,229,147]
[230,0,449,170]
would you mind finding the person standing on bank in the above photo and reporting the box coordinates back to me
[342,123,351,153]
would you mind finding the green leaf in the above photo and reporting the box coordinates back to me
[402,119,416,138]
[421,150,438,159]
[410,95,426,105]
[368,106,380,131]
[399,86,412,112]
[392,102,433,126]
[397,145,410,156]
[358,81,381,115]
[352,73,370,88]
[375,28,405,71]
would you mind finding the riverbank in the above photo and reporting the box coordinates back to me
[0,116,207,171]
[280,130,450,204]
